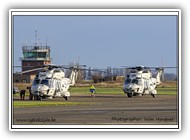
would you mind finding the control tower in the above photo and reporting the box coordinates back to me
[22,45,51,72]
[14,30,52,83]
[21,30,51,74]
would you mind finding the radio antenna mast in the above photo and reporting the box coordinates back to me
[35,28,38,46]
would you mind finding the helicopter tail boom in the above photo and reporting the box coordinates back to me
[155,68,163,85]
[69,69,78,86]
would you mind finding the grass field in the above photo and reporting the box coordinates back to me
[70,87,124,95]
[70,87,177,95]
[13,101,95,108]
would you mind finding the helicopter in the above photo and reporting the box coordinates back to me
[15,64,80,100]
[122,66,176,98]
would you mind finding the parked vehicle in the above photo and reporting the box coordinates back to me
[13,87,20,94]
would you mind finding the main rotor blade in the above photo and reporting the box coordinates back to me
[14,67,43,75]
[13,65,34,68]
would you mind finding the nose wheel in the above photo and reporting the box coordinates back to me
[127,92,134,98]
[34,95,43,100]
[152,94,156,98]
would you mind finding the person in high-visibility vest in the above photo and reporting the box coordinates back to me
[90,85,96,97]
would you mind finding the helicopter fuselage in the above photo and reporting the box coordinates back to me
[29,67,76,100]
[123,77,157,97]
[31,78,71,99]
[123,69,161,98]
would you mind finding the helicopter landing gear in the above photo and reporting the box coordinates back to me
[39,96,43,100]
[127,92,133,98]
[152,94,156,98]
[63,96,69,101]
[150,90,157,98]
[63,92,70,101]
[34,95,43,100]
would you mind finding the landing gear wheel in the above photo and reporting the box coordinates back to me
[127,93,133,98]
[29,95,33,100]
[63,96,69,101]
[34,95,38,100]
[152,94,156,98]
[40,96,43,100]
[37,96,43,100]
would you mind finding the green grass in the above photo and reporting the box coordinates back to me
[70,87,124,95]
[156,87,177,95]
[70,87,177,95]
[14,101,94,108]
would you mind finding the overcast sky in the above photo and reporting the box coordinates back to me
[13,13,178,73]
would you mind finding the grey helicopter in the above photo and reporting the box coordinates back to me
[122,66,176,98]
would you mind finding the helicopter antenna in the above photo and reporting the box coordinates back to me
[35,29,38,46]
[46,35,48,47]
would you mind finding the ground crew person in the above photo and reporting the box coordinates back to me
[90,85,96,97]
[20,89,26,100]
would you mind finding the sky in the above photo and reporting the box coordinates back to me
[13,13,178,73]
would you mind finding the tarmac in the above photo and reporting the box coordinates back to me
[12,94,178,127]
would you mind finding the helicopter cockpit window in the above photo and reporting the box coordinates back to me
[125,79,131,84]
[54,70,61,72]
[33,79,40,85]
[40,79,51,87]
[143,70,148,73]
[131,70,136,73]
[131,79,138,84]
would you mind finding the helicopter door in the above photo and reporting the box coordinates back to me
[56,80,61,95]
[60,80,66,93]
[53,79,61,96]
[137,79,144,93]
[53,79,57,95]
[143,80,149,94]
[144,80,148,89]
